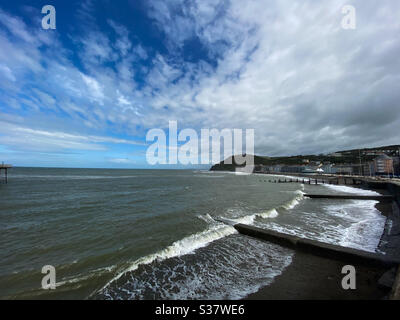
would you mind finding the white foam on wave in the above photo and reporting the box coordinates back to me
[220,207,281,226]
[322,184,380,196]
[99,187,304,296]
[320,185,385,252]
[196,213,217,224]
[230,171,252,175]
[99,235,295,300]
[327,200,386,252]
[259,208,279,219]
[100,223,237,292]
[56,265,117,288]
[221,188,304,225]
[281,189,304,210]
[230,214,257,225]
[255,192,386,253]
[282,198,300,210]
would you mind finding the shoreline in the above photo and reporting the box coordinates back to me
[243,182,400,300]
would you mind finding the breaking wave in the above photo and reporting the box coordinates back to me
[97,223,237,294]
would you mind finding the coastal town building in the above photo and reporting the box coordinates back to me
[333,165,353,175]
[362,162,374,176]
[321,164,336,174]
[280,165,306,173]
[373,154,394,176]
[252,149,399,177]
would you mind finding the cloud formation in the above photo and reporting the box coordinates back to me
[0,0,400,167]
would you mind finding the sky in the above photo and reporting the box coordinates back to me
[0,0,399,168]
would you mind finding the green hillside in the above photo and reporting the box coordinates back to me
[210,145,400,171]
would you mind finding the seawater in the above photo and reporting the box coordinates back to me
[0,168,385,299]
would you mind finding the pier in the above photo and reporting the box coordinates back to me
[0,164,11,184]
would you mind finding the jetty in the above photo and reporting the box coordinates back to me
[0,164,12,183]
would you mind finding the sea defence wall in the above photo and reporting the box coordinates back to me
[374,181,400,299]
[233,224,400,268]
[236,179,400,298]
[304,194,394,201]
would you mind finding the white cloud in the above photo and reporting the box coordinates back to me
[81,73,105,104]
[0,64,16,82]
[109,158,135,164]
[0,8,36,43]
[141,0,400,155]
[0,121,143,153]
[1,0,400,161]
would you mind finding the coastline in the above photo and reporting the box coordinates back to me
[243,182,399,300]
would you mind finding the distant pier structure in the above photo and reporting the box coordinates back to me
[0,163,12,183]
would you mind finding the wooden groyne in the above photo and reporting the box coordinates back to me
[266,177,364,185]
[304,194,395,201]
[234,223,400,268]
[272,178,330,184]
[0,164,11,184]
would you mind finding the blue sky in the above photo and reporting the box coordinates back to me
[1,0,400,168]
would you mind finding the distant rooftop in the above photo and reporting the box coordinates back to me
[375,154,392,160]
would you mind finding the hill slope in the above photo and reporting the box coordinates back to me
[210,145,400,171]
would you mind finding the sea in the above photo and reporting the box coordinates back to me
[0,168,386,299]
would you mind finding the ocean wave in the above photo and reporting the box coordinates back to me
[280,189,304,210]
[255,196,385,253]
[322,184,380,196]
[228,207,280,225]
[56,265,117,288]
[219,188,304,226]
[95,235,294,300]
[98,223,237,294]
[326,199,385,252]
